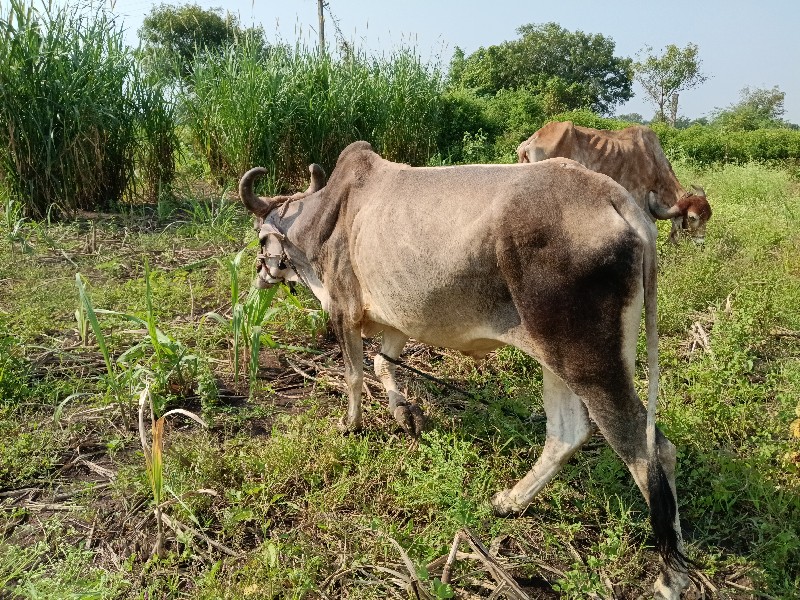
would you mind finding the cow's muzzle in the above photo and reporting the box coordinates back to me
[256,229,297,287]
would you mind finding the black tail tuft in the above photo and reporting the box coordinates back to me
[647,460,694,571]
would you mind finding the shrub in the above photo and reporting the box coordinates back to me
[548,109,633,130]
[653,123,800,165]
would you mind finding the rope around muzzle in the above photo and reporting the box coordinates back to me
[376,352,479,401]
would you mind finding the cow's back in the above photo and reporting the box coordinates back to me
[518,123,683,212]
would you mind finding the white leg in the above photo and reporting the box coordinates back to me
[374,327,409,409]
[492,365,592,515]
[374,328,424,437]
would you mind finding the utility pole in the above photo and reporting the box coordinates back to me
[317,0,325,53]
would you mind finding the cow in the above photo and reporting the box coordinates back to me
[517,121,712,244]
[240,141,690,599]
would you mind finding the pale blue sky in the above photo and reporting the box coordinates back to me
[103,0,799,123]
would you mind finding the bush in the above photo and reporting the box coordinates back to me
[548,109,633,130]
[436,89,495,162]
[652,123,800,165]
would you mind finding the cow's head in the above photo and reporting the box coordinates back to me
[648,186,712,244]
[239,163,327,288]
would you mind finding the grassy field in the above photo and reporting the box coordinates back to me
[1,160,799,599]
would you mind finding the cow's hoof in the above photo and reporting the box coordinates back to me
[336,416,362,434]
[490,490,523,517]
[654,570,690,600]
[393,403,425,438]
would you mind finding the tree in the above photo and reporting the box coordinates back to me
[616,112,646,124]
[634,44,707,126]
[711,86,787,130]
[450,23,633,115]
[138,3,264,82]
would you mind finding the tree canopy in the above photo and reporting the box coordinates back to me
[448,23,633,116]
[711,86,788,130]
[138,3,265,82]
[634,43,707,126]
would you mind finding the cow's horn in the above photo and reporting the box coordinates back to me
[647,191,683,220]
[239,167,275,217]
[691,185,706,197]
[305,163,326,194]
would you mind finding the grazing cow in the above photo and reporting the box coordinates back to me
[240,142,690,599]
[517,121,712,244]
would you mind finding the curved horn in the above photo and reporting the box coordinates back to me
[517,141,530,163]
[647,191,683,220]
[239,167,276,217]
[691,185,706,197]
[305,163,326,194]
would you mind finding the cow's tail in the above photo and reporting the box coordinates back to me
[642,224,688,571]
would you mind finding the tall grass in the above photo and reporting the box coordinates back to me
[184,38,444,188]
[0,0,176,217]
[131,71,179,204]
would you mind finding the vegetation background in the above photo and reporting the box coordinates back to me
[1,1,798,599]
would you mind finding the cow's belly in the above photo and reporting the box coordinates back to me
[362,294,519,353]
[348,199,523,351]
[354,249,521,353]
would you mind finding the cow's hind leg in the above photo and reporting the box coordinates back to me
[579,385,689,600]
[374,328,424,437]
[491,365,592,515]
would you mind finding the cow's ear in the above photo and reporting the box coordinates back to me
[254,215,264,231]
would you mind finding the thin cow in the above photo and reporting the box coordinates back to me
[517,121,712,243]
[240,141,691,599]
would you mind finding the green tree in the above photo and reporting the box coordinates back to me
[711,86,787,130]
[616,112,646,124]
[138,3,264,82]
[634,43,707,126]
[450,22,633,116]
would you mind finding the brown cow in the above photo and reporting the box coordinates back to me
[517,121,712,243]
[240,142,691,599]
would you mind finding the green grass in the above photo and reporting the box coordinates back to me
[0,160,799,598]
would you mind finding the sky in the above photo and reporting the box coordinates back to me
[101,0,800,123]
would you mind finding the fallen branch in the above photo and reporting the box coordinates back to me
[21,501,82,512]
[76,458,117,481]
[441,528,532,600]
[159,512,241,558]
[724,579,776,600]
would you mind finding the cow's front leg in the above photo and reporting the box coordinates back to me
[332,317,364,433]
[375,328,424,438]
[669,216,682,244]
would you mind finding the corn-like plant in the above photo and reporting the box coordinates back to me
[138,385,206,557]
[78,264,207,418]
[75,272,138,427]
[204,247,283,389]
[2,196,32,255]
[75,274,115,381]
